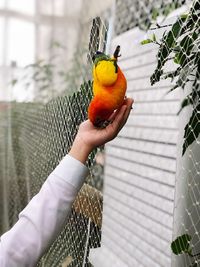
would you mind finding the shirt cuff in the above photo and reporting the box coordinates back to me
[51,154,89,191]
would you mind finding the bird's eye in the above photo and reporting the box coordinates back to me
[92,51,103,62]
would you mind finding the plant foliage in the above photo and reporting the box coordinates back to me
[171,234,192,255]
[143,0,200,155]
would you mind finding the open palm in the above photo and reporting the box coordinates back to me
[76,98,133,150]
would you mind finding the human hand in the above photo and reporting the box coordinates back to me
[69,97,134,164]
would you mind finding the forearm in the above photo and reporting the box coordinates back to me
[0,155,89,267]
[69,136,93,164]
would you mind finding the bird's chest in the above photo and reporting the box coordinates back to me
[94,83,124,107]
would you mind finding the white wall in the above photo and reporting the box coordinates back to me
[90,22,181,267]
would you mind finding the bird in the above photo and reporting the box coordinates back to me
[88,45,127,127]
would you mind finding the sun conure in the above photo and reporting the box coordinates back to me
[88,45,127,127]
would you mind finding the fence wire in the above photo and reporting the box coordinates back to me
[115,0,188,34]
[110,0,200,266]
[0,0,200,267]
[135,0,200,266]
[0,17,108,267]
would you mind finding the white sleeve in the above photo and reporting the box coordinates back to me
[0,154,89,267]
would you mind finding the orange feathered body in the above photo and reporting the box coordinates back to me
[88,55,127,126]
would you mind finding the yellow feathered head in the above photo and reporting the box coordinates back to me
[92,46,121,86]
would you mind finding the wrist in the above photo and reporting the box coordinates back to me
[69,137,93,164]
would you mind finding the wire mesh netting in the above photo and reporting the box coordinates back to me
[0,0,200,266]
[0,16,109,267]
[101,0,200,266]
[115,0,187,34]
[141,1,200,266]
[132,0,200,265]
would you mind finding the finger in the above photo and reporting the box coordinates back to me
[107,98,132,122]
[118,98,134,131]
[109,98,133,135]
[106,98,133,138]
[111,98,133,129]
[124,97,134,107]
[109,104,128,132]
[107,109,120,122]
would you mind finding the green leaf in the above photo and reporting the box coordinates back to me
[192,0,200,15]
[174,53,181,64]
[174,33,198,66]
[177,94,193,115]
[166,84,179,95]
[150,17,186,85]
[150,69,163,85]
[165,17,185,48]
[173,45,181,53]
[171,234,192,255]
[174,63,195,90]
[152,33,156,42]
[140,39,153,45]
[180,13,188,19]
[163,67,181,81]
[182,104,200,155]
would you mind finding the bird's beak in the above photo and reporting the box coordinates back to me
[113,45,121,60]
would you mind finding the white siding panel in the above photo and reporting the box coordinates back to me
[104,196,172,241]
[119,127,178,144]
[103,221,170,267]
[105,176,173,212]
[107,146,176,172]
[128,88,180,102]
[90,25,178,267]
[132,102,179,115]
[127,114,178,129]
[128,77,172,91]
[104,190,173,228]
[103,210,171,257]
[110,137,177,158]
[105,166,175,199]
[119,52,157,70]
[106,157,175,186]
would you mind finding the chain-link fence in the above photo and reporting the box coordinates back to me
[115,0,187,34]
[0,0,200,266]
[95,0,199,266]
[0,16,109,267]
[138,0,200,266]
